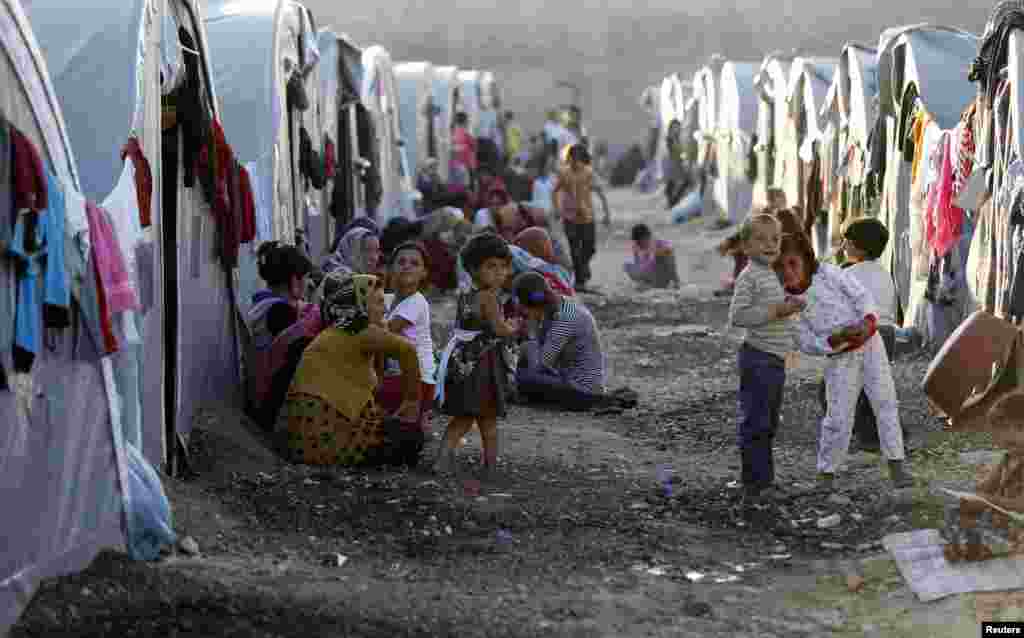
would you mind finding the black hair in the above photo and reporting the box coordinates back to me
[461,232,511,273]
[843,217,889,261]
[380,218,425,261]
[454,112,468,126]
[568,143,591,165]
[256,241,313,287]
[631,224,652,242]
[512,271,556,307]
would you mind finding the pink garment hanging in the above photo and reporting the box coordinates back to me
[85,200,139,314]
[926,133,964,259]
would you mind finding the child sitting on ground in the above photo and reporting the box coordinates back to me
[776,231,913,491]
[624,223,681,289]
[435,233,522,478]
[715,189,788,297]
[377,242,437,467]
[728,214,806,503]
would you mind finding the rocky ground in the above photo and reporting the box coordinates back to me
[9,189,1017,637]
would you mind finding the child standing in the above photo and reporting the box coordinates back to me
[728,214,806,502]
[435,233,521,477]
[777,231,914,490]
[551,144,611,291]
[378,242,436,466]
[715,189,788,297]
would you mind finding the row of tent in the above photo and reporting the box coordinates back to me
[0,0,507,632]
[644,15,1024,349]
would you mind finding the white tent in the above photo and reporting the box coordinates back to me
[394,61,436,179]
[431,64,460,183]
[716,60,760,224]
[779,57,837,212]
[4,0,233,630]
[693,56,726,218]
[818,43,879,256]
[205,0,323,315]
[362,44,415,221]
[753,52,796,206]
[875,25,978,338]
[457,69,483,137]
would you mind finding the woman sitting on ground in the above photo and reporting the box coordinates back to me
[513,226,576,296]
[624,223,680,289]
[322,225,382,279]
[276,272,421,466]
[512,271,607,411]
[245,242,318,427]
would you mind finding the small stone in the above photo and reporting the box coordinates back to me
[885,514,901,524]
[80,587,93,597]
[178,536,200,556]
[821,542,845,550]
[772,544,787,553]
[851,513,864,522]
[826,494,852,507]
[846,574,865,592]
[817,514,841,529]
[683,601,712,617]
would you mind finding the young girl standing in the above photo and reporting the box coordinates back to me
[776,232,914,490]
[728,214,805,503]
[435,233,521,477]
[378,242,436,465]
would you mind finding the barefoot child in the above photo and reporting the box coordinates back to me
[551,143,611,291]
[377,242,436,466]
[728,214,806,503]
[435,233,522,476]
[776,232,913,490]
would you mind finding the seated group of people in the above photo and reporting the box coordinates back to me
[242,210,611,471]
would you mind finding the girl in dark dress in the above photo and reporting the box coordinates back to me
[434,233,521,477]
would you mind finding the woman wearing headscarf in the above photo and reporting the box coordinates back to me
[512,272,606,411]
[513,227,575,297]
[276,272,421,466]
[321,226,382,277]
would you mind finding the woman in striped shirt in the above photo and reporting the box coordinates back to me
[512,272,606,411]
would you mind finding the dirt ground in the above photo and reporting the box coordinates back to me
[9,189,1020,637]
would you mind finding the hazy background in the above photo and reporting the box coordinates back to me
[304,0,990,151]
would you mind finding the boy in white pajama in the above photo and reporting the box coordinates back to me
[777,232,913,490]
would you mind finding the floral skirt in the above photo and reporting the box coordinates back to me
[277,392,384,466]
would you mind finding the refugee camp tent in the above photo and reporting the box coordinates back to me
[457,69,483,137]
[3,0,225,630]
[479,70,504,156]
[692,55,726,218]
[432,64,460,183]
[205,0,323,315]
[362,44,415,221]
[716,61,760,224]
[818,43,879,257]
[778,57,836,216]
[30,0,239,471]
[394,61,436,183]
[752,52,796,206]
[875,25,978,341]
[652,74,680,189]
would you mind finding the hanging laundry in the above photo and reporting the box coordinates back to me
[9,126,47,212]
[9,213,44,372]
[926,134,965,259]
[42,170,69,330]
[0,117,12,252]
[121,137,153,228]
[299,126,326,189]
[86,200,138,315]
[177,26,206,188]
[238,164,256,243]
[102,160,145,310]
[908,110,930,186]
[324,134,336,179]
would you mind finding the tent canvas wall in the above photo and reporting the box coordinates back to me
[314,28,341,262]
[819,44,879,257]
[693,56,726,218]
[362,44,413,222]
[875,25,978,336]
[205,0,323,316]
[780,57,836,214]
[717,61,759,224]
[431,64,459,183]
[456,69,482,138]
[29,0,236,471]
[394,61,436,181]
[753,52,795,207]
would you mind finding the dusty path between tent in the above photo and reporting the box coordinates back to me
[10,189,1016,637]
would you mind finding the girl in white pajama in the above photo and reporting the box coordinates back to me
[777,234,914,489]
